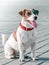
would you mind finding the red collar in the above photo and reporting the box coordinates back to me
[20,23,34,31]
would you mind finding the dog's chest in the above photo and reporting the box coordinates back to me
[18,28,35,44]
[17,27,36,50]
[22,31,35,49]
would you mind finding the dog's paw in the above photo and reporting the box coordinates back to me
[32,57,39,61]
[19,58,25,62]
[5,55,15,59]
[32,57,36,61]
[19,59,23,62]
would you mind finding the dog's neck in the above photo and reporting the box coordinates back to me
[21,17,34,28]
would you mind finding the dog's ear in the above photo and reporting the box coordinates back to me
[19,11,23,16]
[19,9,26,16]
[32,9,39,15]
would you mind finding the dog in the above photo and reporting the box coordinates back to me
[2,9,39,61]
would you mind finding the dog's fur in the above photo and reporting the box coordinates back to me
[2,9,39,61]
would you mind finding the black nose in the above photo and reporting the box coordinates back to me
[34,16,37,20]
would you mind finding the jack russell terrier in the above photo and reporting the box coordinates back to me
[2,9,39,61]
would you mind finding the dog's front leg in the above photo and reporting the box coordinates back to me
[18,42,24,62]
[31,43,36,61]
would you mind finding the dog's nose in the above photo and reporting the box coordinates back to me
[34,16,37,20]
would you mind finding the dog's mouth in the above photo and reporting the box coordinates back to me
[26,20,38,28]
[30,21,38,28]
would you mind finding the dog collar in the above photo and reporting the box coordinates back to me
[20,23,34,31]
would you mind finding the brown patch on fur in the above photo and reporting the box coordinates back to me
[19,9,26,16]
[19,9,31,21]
[13,31,17,41]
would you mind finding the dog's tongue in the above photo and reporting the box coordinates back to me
[31,21,38,28]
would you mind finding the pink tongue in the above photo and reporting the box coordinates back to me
[32,21,38,28]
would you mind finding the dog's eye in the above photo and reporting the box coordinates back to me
[27,12,32,16]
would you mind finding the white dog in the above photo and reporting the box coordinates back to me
[2,9,39,61]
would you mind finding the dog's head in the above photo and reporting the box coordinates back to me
[19,9,39,28]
